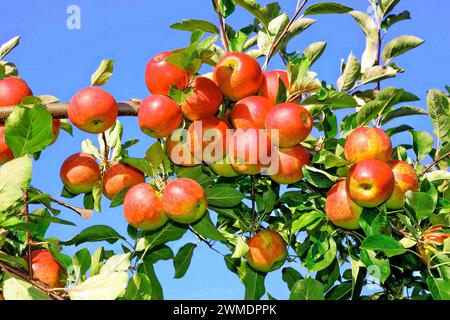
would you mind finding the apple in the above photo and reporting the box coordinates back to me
[103,163,145,200]
[68,87,118,134]
[187,116,229,164]
[347,159,395,208]
[229,128,273,175]
[0,77,32,107]
[181,76,223,121]
[162,178,208,224]
[210,157,241,177]
[344,126,392,163]
[145,51,192,95]
[50,119,61,145]
[259,70,289,105]
[325,180,363,230]
[60,153,101,194]
[265,103,313,147]
[166,133,197,167]
[213,52,263,101]
[270,145,310,184]
[230,96,273,129]
[246,230,287,272]
[123,183,168,231]
[385,160,419,209]
[27,249,62,287]
[138,95,182,138]
[0,125,13,165]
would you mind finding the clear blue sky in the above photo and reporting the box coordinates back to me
[1,0,449,299]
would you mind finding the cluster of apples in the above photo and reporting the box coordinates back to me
[326,126,419,230]
[0,77,61,164]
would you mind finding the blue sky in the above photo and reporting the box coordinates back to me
[1,0,449,299]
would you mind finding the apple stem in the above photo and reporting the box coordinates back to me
[213,0,231,52]
[101,132,110,170]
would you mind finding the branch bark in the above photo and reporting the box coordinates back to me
[213,0,231,52]
[421,151,450,175]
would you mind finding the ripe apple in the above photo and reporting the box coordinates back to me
[166,133,197,167]
[145,51,192,95]
[68,87,118,134]
[265,103,313,147]
[181,76,223,121]
[187,116,229,164]
[229,128,273,175]
[213,52,263,101]
[347,159,395,208]
[344,126,392,163]
[162,178,208,224]
[385,160,419,209]
[270,145,310,184]
[0,77,32,107]
[230,96,273,130]
[246,230,287,272]
[259,70,289,105]
[325,180,363,230]
[209,157,241,177]
[50,119,61,145]
[0,125,14,165]
[138,95,182,138]
[103,163,145,200]
[27,249,62,287]
[123,183,168,231]
[60,153,101,194]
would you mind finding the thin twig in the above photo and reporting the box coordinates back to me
[49,196,93,219]
[213,0,231,52]
[250,175,257,232]
[22,191,33,280]
[262,0,309,71]
[421,151,450,174]
[189,227,225,257]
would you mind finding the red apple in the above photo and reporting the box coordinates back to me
[326,180,363,230]
[145,51,192,95]
[347,159,395,208]
[259,70,289,105]
[246,230,287,272]
[162,178,208,224]
[123,183,168,231]
[229,128,273,175]
[181,76,223,121]
[265,103,313,147]
[60,153,101,194]
[230,96,273,130]
[0,77,32,107]
[27,249,62,287]
[270,145,310,184]
[166,134,197,167]
[0,125,13,165]
[344,126,392,163]
[213,52,263,101]
[210,157,241,178]
[103,163,145,200]
[385,160,419,209]
[50,119,61,145]
[187,116,229,164]
[138,95,182,138]
[68,87,118,134]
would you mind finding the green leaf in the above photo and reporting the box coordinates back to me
[146,245,174,264]
[283,18,316,45]
[234,0,268,28]
[146,141,165,169]
[73,248,92,278]
[90,59,114,86]
[168,85,193,105]
[123,273,152,300]
[349,11,376,36]
[205,184,244,208]
[290,278,325,300]
[139,257,164,300]
[192,212,226,241]
[304,2,352,15]
[173,243,196,279]
[427,89,450,144]
[269,14,289,41]
[385,124,413,136]
[61,225,125,246]
[5,103,54,157]
[356,87,403,126]
[361,65,397,84]
[303,91,357,113]
[361,234,406,257]
[136,222,187,252]
[382,106,427,124]
[307,237,337,272]
[360,249,391,283]
[411,130,433,160]
[303,41,327,66]
[302,165,338,188]
[69,271,128,300]
[291,211,324,233]
[213,0,235,18]
[232,237,249,259]
[427,277,450,300]
[59,119,73,136]
[170,19,219,34]
[100,253,131,274]
[379,0,400,17]
[361,29,379,71]
[425,170,450,182]
[282,267,303,290]
[243,264,266,300]
[382,10,411,30]
[0,36,20,60]
[405,191,435,219]
[337,52,361,91]
[3,276,51,300]
[120,157,153,176]
[290,77,322,97]
[0,156,32,212]
[382,36,424,64]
